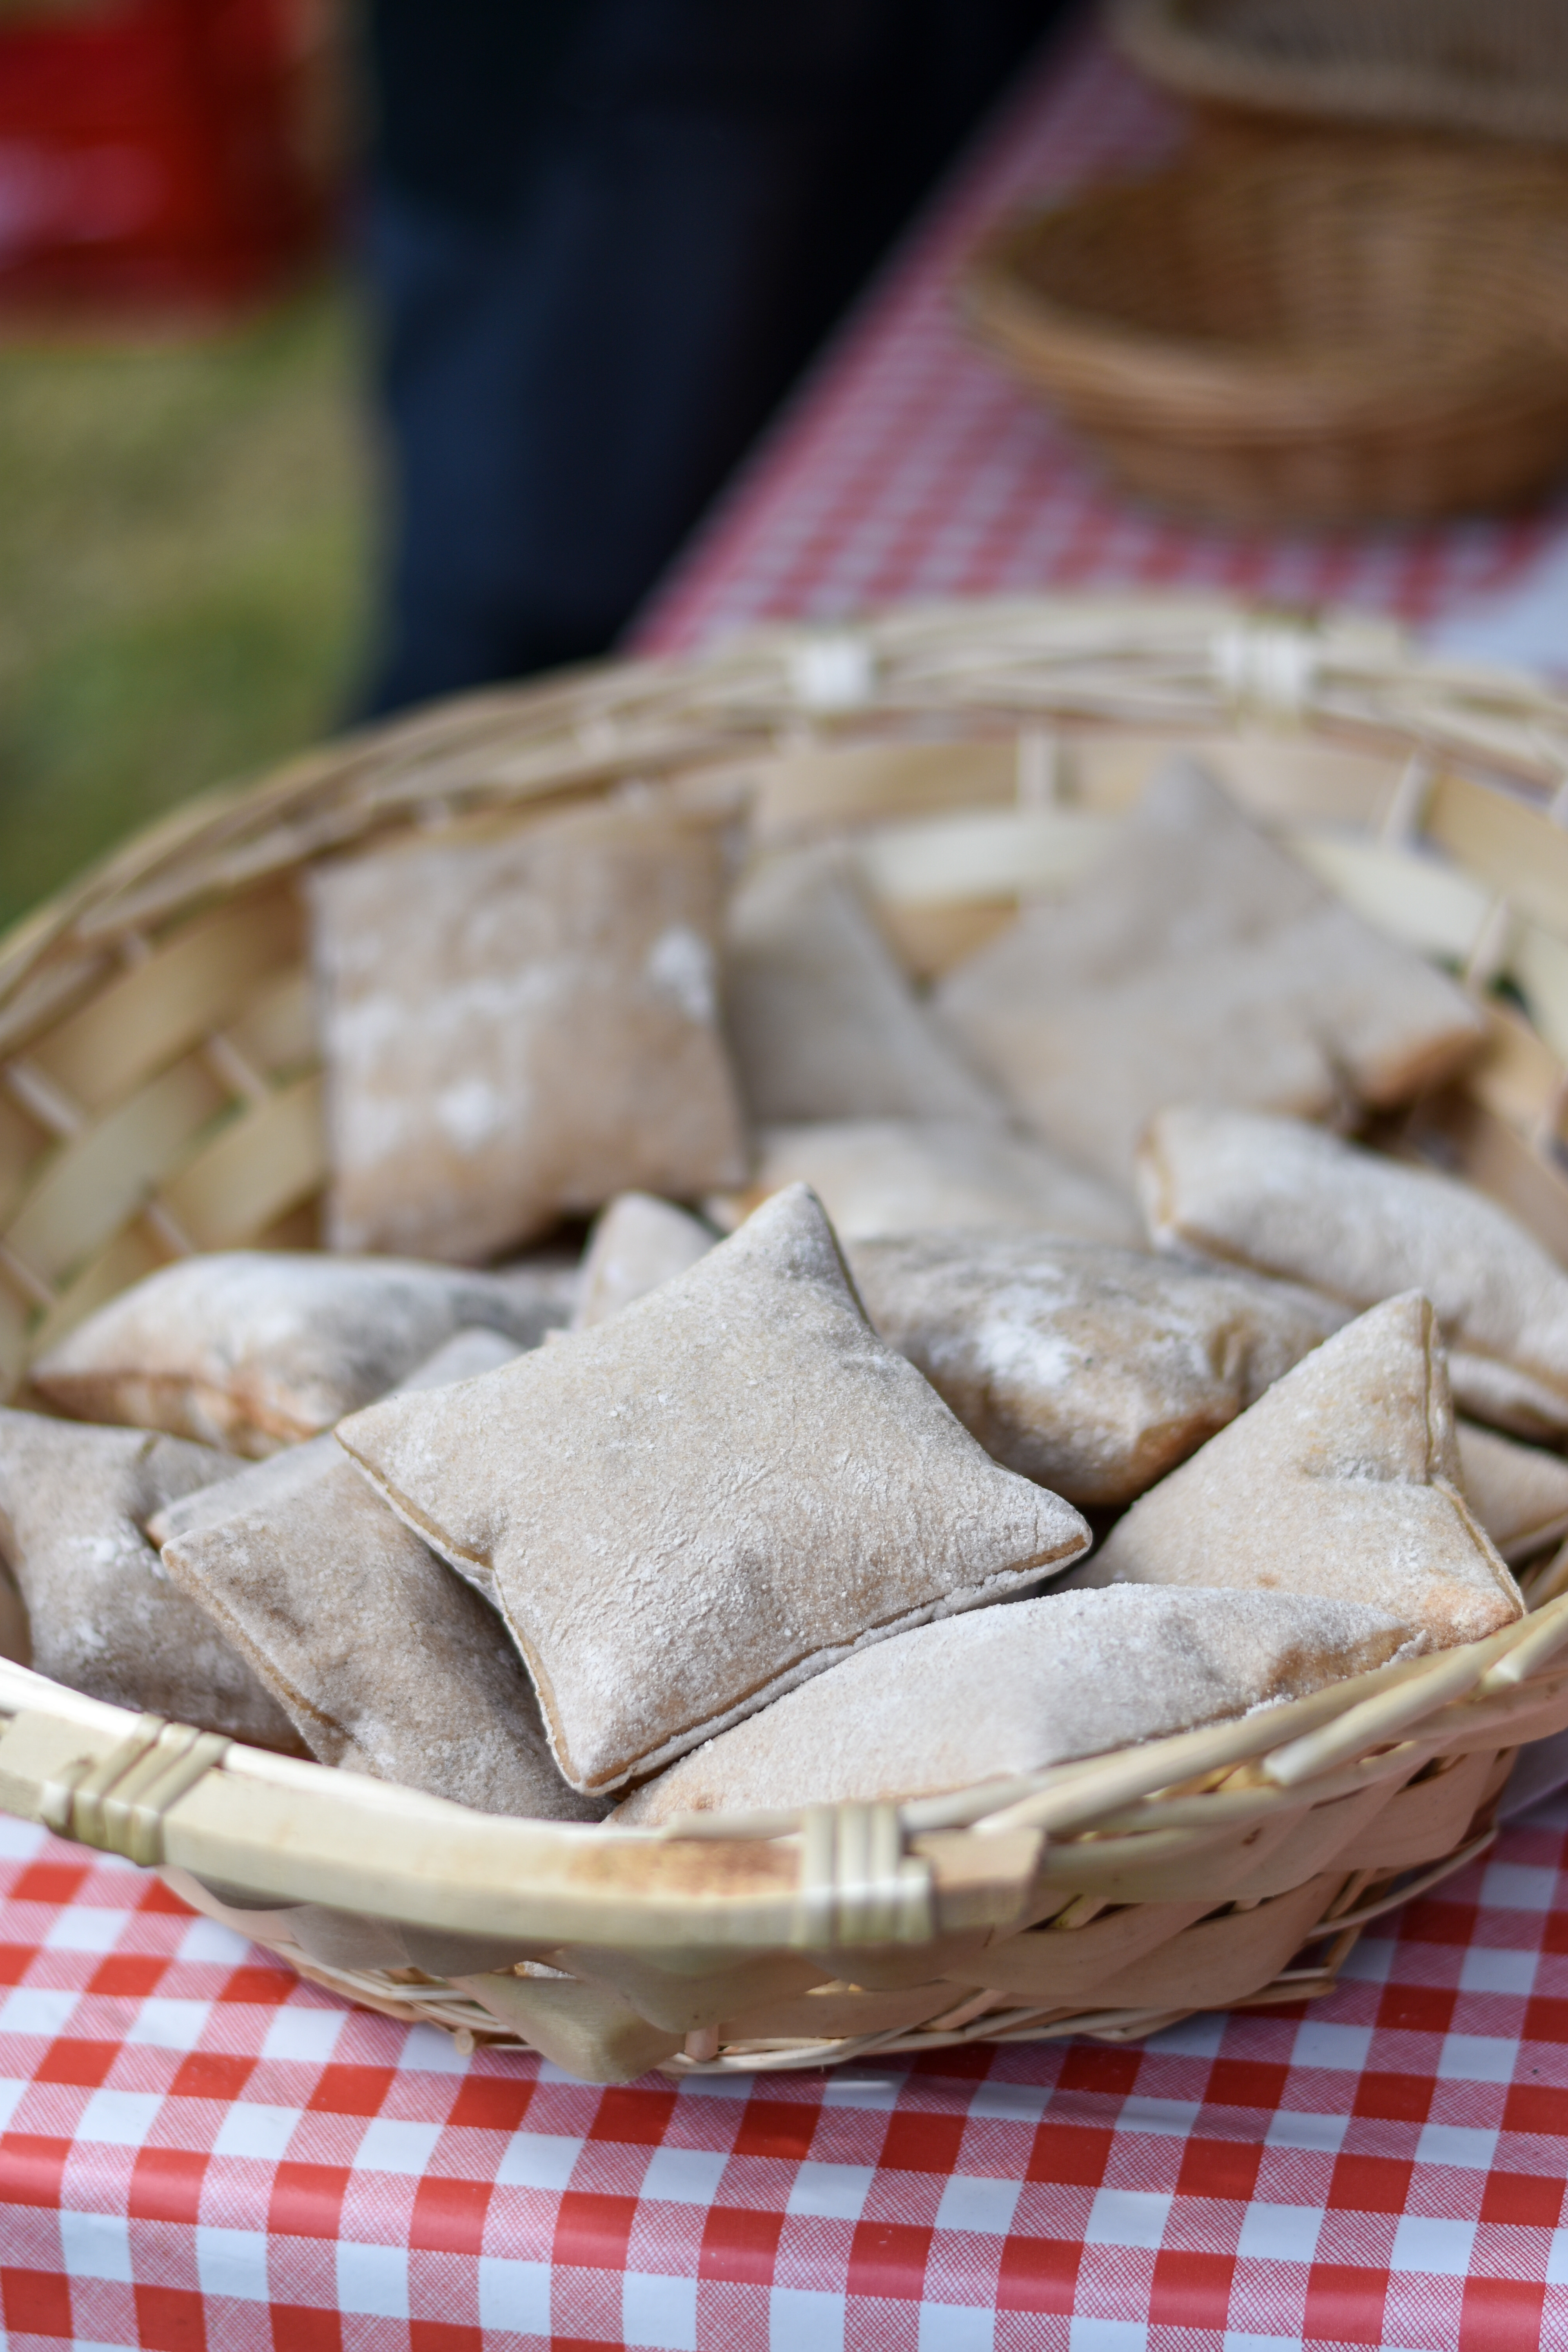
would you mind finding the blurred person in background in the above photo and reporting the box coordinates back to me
[359,0,1061,714]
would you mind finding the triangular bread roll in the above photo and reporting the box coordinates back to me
[157,1332,601,1820]
[848,1232,1347,1504]
[1140,1106,1568,1441]
[1455,1421,1568,1565]
[0,1409,303,1746]
[724,847,1003,1124]
[1070,1294,1524,1647]
[613,1586,1419,1822]
[310,798,747,1262]
[31,1250,572,1457]
[937,759,1483,1181]
[571,1194,714,1329]
[337,1184,1089,1793]
[726,1118,1139,1245]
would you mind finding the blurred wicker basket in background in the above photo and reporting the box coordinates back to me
[961,145,1568,527]
[1113,0,1568,149]
[4,599,1568,2079]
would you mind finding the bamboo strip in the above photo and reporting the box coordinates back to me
[6,1058,227,1287]
[969,1652,1447,1838]
[156,1073,324,1251]
[1295,1832,1499,1939]
[27,890,300,1116]
[1263,1650,1496,1788]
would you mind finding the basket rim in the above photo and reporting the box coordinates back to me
[1,1591,1564,1950]
[11,590,1568,1022]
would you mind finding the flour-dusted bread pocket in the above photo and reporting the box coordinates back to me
[938,758,1483,1182]
[724,846,1003,1125]
[31,1252,571,1455]
[146,1326,521,1556]
[159,1458,601,1820]
[152,1322,595,1817]
[571,1194,715,1329]
[0,1409,303,1746]
[1068,1294,1524,1648]
[941,939,1346,1185]
[1456,1420,1568,1565]
[848,1231,1346,1504]
[311,798,747,1262]
[337,1184,1089,1793]
[1140,1106,1568,1441]
[613,1586,1420,1822]
[730,1118,1139,1246]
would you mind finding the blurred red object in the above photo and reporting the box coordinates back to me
[0,0,334,318]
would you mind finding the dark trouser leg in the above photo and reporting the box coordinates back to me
[359,0,1058,715]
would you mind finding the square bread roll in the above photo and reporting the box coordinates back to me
[848,1232,1347,1504]
[1068,1293,1524,1648]
[0,1409,303,1748]
[723,846,1003,1124]
[336,1184,1089,1793]
[31,1251,572,1457]
[1140,1106,1568,1441]
[728,1118,1139,1247]
[613,1586,1420,1822]
[311,798,747,1262]
[936,757,1483,1183]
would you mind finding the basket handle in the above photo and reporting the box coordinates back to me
[794,1803,933,1947]
[38,1715,230,1869]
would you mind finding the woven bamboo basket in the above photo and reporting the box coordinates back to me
[960,145,1568,527]
[5,596,1568,2082]
[1113,0,1568,150]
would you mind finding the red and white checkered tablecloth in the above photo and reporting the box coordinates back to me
[633,22,1568,664]
[3,1798,1568,2351]
[12,23,1568,2348]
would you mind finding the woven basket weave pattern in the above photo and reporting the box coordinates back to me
[3,598,1568,2076]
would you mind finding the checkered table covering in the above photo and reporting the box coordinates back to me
[3,1791,1568,2351]
[633,21,1568,663]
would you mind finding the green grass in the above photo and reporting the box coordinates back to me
[0,287,372,934]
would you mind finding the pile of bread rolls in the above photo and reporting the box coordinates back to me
[3,756,1561,1829]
